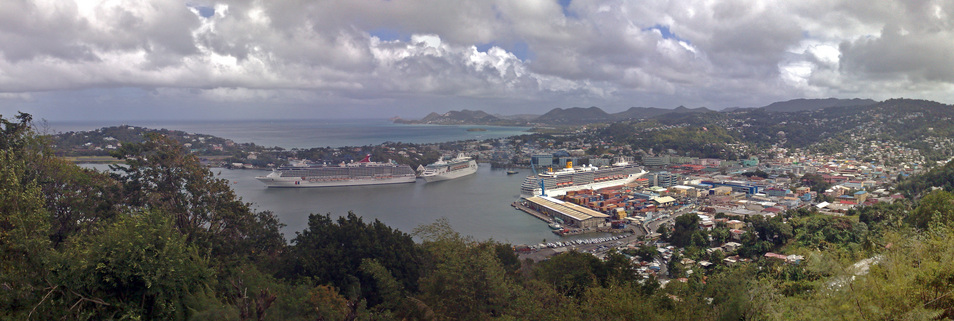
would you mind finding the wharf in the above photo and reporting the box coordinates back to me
[512,201,642,236]
[511,202,554,223]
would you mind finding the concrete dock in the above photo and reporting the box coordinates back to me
[512,201,554,223]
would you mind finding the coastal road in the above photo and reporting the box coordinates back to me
[645,205,697,234]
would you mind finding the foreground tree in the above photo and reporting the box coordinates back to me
[910,189,954,229]
[48,210,214,319]
[284,212,423,309]
[0,149,52,318]
[110,134,285,261]
[414,218,518,320]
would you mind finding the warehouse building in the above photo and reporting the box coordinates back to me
[524,196,610,228]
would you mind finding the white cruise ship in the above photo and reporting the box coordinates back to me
[256,155,416,188]
[520,158,646,198]
[420,153,478,183]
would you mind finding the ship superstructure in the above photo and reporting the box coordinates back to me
[420,153,478,183]
[520,158,645,198]
[256,155,416,188]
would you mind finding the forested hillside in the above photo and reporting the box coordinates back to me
[594,98,954,162]
[3,112,954,320]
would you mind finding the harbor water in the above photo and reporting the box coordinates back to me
[218,165,557,245]
[71,119,601,245]
[84,163,566,245]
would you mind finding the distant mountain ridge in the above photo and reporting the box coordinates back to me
[394,98,884,126]
[393,109,522,125]
[760,98,876,112]
[534,107,611,125]
[616,106,713,119]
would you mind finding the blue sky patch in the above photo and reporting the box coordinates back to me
[476,42,533,61]
[559,0,576,18]
[188,4,215,18]
[476,43,496,53]
[646,24,690,44]
[369,28,408,42]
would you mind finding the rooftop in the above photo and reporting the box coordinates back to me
[526,196,609,221]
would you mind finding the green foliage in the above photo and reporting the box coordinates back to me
[668,213,703,248]
[534,249,642,301]
[799,173,832,193]
[50,124,253,157]
[741,169,769,178]
[284,212,422,307]
[777,228,954,320]
[710,227,730,245]
[0,149,52,318]
[624,244,659,261]
[110,134,285,261]
[414,219,517,320]
[910,189,954,230]
[855,200,911,234]
[897,160,954,198]
[51,210,214,320]
[791,215,868,252]
[304,284,350,321]
[656,222,671,240]
[628,126,744,159]
[38,157,123,247]
[0,112,37,151]
[577,284,659,321]
[749,215,794,247]
[534,251,601,298]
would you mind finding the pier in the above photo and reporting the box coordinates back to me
[512,201,554,223]
[513,200,643,237]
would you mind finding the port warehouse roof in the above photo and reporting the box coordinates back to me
[526,196,609,222]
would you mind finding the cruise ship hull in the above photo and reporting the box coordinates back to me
[257,175,416,188]
[520,167,646,198]
[420,156,478,183]
[256,156,417,188]
[421,161,478,182]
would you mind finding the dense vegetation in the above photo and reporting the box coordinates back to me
[597,121,744,159]
[594,99,954,162]
[3,112,954,320]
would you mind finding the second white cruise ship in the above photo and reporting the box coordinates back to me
[420,153,478,183]
[520,158,646,198]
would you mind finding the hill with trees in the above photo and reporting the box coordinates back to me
[393,110,524,126]
[759,98,876,112]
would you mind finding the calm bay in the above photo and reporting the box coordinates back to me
[218,165,558,245]
[73,119,573,245]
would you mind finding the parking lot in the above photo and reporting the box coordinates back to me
[517,232,641,262]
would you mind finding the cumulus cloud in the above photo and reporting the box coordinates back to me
[0,0,952,120]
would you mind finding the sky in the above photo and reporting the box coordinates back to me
[0,0,952,121]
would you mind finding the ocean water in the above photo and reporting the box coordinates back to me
[47,119,531,149]
[69,119,566,244]
[216,165,559,245]
[84,163,560,245]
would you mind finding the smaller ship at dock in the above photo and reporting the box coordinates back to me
[420,153,478,183]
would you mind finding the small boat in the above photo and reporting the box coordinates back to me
[506,170,519,175]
